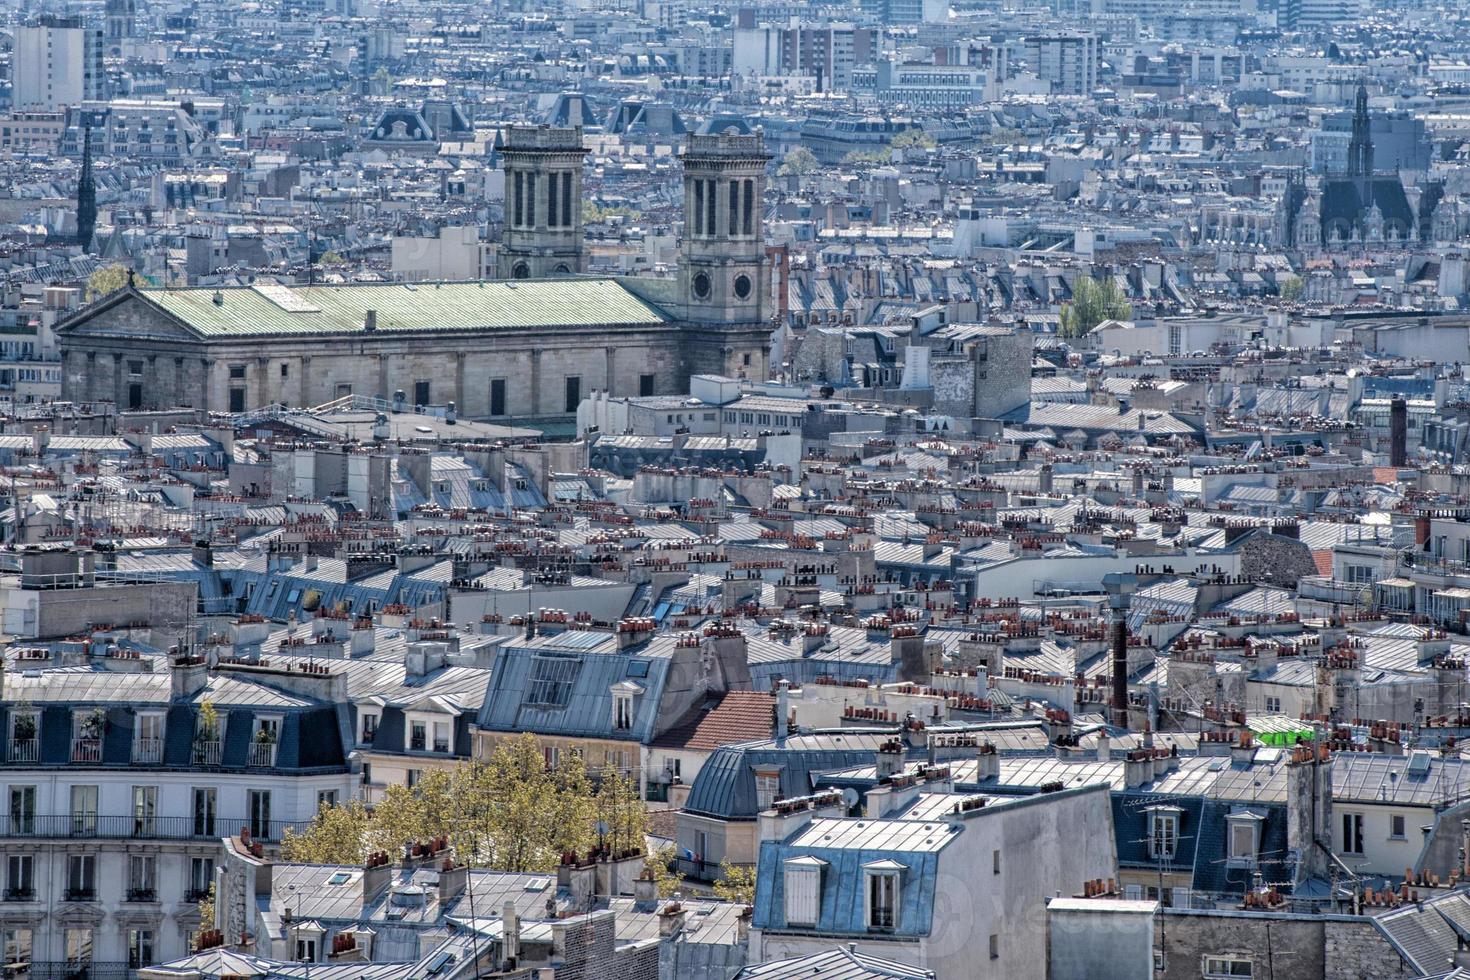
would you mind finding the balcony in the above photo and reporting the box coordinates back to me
[192,740,221,766]
[132,738,163,764]
[64,887,96,902]
[70,739,101,763]
[3,888,32,902]
[8,740,37,764]
[247,742,276,768]
[124,887,157,903]
[0,814,308,842]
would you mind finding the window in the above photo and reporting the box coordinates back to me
[8,786,34,835]
[6,855,32,900]
[993,849,1001,875]
[128,853,157,901]
[864,865,901,930]
[189,857,214,901]
[613,695,633,731]
[490,379,506,417]
[229,388,246,413]
[1390,814,1406,839]
[565,376,581,413]
[410,721,427,751]
[67,855,95,900]
[249,789,272,839]
[755,771,781,811]
[414,380,430,408]
[193,787,216,837]
[65,928,91,967]
[136,712,164,762]
[132,785,157,836]
[561,172,573,227]
[989,933,999,959]
[360,712,379,745]
[280,363,289,379]
[433,722,450,753]
[3,929,29,969]
[639,374,655,397]
[1343,813,1364,854]
[694,180,705,236]
[783,857,824,925]
[526,174,536,227]
[297,937,318,963]
[1148,808,1179,860]
[229,364,246,380]
[1227,811,1262,865]
[1203,957,1252,978]
[128,929,154,969]
[527,654,581,707]
[70,785,97,836]
[513,172,523,226]
[1264,696,1281,713]
[318,790,339,810]
[407,769,422,789]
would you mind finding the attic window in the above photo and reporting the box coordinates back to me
[862,860,905,931]
[783,857,825,926]
[754,768,782,812]
[613,694,633,731]
[1146,806,1180,861]
[1227,810,1264,867]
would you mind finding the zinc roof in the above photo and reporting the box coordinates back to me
[136,279,671,338]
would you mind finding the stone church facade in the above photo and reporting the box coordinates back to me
[57,124,773,424]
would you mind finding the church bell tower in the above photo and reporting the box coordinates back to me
[496,125,588,280]
[679,121,771,326]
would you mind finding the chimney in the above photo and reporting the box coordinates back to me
[171,654,209,699]
[1095,730,1111,762]
[1111,612,1130,728]
[364,309,378,333]
[361,852,392,906]
[438,860,468,907]
[1389,396,1407,468]
[974,740,999,781]
[1231,731,1256,766]
[1123,750,1154,789]
[775,680,790,741]
[503,900,521,964]
[659,901,687,938]
[875,738,905,778]
[616,618,656,650]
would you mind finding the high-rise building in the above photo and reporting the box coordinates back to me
[496,125,589,281]
[1023,33,1098,96]
[11,16,104,111]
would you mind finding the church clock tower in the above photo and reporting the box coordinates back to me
[496,125,588,280]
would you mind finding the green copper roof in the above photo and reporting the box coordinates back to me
[140,279,672,337]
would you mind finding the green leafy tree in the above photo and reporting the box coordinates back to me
[1059,276,1133,339]
[778,147,819,175]
[711,858,756,905]
[594,770,647,856]
[841,149,890,167]
[86,264,130,301]
[1279,275,1304,301]
[196,882,216,935]
[319,250,346,266]
[281,798,372,864]
[648,843,683,897]
[891,128,936,150]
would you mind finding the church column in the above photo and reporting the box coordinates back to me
[200,359,214,412]
[256,356,269,408]
[112,354,125,407]
[377,354,389,401]
[604,346,616,397]
[300,355,311,406]
[530,349,542,415]
[454,353,466,410]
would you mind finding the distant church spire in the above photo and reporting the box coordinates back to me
[76,123,97,250]
[1347,81,1374,179]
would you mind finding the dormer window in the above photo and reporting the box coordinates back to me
[1147,806,1181,861]
[754,768,782,811]
[614,695,633,731]
[1227,809,1265,867]
[862,860,905,931]
[783,856,826,926]
[359,712,379,745]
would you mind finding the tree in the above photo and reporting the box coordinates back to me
[319,250,345,266]
[841,149,890,167]
[711,858,756,905]
[196,882,216,936]
[594,770,647,856]
[1059,276,1132,339]
[283,733,613,872]
[1279,275,1304,302]
[778,147,819,176]
[281,798,372,864]
[86,264,130,301]
[891,128,936,150]
[647,843,683,898]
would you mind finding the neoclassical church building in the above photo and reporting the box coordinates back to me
[57,121,773,424]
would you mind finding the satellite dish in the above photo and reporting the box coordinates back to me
[841,787,860,810]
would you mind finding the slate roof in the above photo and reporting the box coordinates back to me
[101,280,671,338]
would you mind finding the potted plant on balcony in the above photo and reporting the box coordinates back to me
[79,708,104,741]
[194,700,220,764]
[11,709,35,743]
